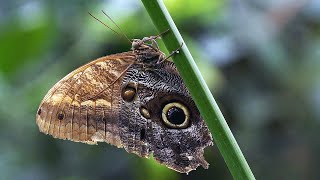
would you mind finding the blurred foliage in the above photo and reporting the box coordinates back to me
[0,0,320,180]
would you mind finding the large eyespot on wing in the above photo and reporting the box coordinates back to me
[161,102,190,129]
[36,52,136,146]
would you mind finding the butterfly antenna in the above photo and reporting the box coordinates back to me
[101,10,132,44]
[157,29,170,38]
[88,12,124,40]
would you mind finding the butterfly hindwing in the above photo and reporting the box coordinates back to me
[118,62,213,173]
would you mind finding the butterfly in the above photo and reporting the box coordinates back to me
[36,13,212,173]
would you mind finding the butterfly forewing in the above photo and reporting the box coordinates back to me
[36,52,135,146]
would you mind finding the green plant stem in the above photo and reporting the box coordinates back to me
[140,0,256,179]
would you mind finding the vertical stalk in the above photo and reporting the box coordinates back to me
[140,0,256,179]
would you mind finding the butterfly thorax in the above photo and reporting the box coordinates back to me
[131,38,165,65]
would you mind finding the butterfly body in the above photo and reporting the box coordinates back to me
[36,36,212,173]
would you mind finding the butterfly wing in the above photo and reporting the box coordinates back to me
[118,61,213,173]
[36,52,135,146]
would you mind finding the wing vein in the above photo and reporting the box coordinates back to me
[46,70,85,135]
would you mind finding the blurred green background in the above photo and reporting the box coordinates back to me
[0,0,319,179]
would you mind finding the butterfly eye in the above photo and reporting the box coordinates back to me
[132,39,141,50]
[162,102,190,128]
[121,83,137,102]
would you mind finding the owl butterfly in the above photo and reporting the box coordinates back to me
[36,18,212,173]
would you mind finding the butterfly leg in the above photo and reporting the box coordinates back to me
[158,42,184,64]
[150,39,160,50]
[140,29,170,46]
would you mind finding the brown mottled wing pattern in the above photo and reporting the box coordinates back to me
[36,52,135,146]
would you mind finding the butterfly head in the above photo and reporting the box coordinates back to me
[131,38,165,64]
[131,39,147,50]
